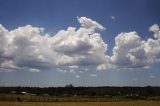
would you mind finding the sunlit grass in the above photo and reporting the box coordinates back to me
[0,101,160,106]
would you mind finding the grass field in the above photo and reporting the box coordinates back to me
[0,101,160,106]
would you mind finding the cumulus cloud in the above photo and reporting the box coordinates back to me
[0,17,108,72]
[149,24,160,38]
[0,17,160,73]
[77,16,105,31]
[50,17,108,67]
[96,63,108,71]
[110,31,148,68]
[108,24,160,69]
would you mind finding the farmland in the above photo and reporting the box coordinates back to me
[0,86,160,106]
[0,101,160,106]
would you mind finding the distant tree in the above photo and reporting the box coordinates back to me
[65,84,74,88]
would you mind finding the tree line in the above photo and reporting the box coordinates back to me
[0,85,160,97]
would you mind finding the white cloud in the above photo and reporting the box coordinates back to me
[110,31,148,68]
[69,65,79,69]
[149,75,156,79]
[51,17,108,67]
[97,64,108,71]
[144,38,160,63]
[108,24,160,69]
[29,68,40,72]
[69,69,76,74]
[77,16,105,31]
[79,70,84,73]
[0,17,108,72]
[0,17,160,73]
[0,60,19,70]
[75,75,80,78]
[90,74,97,77]
[111,16,115,20]
[56,68,67,73]
[84,68,89,71]
[149,24,160,38]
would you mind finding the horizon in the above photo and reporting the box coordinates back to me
[0,85,159,88]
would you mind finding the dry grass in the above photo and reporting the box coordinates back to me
[0,101,160,106]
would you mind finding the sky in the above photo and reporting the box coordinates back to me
[0,0,160,87]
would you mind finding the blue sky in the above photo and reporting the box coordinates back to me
[0,0,160,87]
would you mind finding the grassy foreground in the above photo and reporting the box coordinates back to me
[0,101,160,106]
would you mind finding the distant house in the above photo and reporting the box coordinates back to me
[21,91,31,95]
[21,91,27,95]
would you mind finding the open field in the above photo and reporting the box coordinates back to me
[0,94,133,102]
[1,94,160,102]
[0,101,160,106]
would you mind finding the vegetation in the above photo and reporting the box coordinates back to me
[0,86,160,102]
[0,86,160,97]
